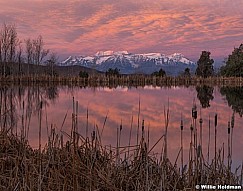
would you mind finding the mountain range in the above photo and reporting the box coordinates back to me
[59,51,196,76]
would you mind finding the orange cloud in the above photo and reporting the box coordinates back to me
[0,0,243,60]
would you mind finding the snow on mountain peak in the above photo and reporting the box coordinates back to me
[60,51,196,75]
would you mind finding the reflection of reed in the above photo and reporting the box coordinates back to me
[0,91,243,190]
[1,75,243,88]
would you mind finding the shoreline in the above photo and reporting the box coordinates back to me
[0,75,243,87]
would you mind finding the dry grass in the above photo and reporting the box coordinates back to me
[0,99,242,190]
[0,75,243,88]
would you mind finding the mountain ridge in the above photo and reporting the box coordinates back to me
[59,51,196,76]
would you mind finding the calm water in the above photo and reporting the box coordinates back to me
[1,85,243,169]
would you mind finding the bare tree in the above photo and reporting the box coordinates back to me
[46,52,58,77]
[25,38,33,75]
[25,35,49,75]
[0,23,11,76]
[8,24,18,63]
[33,35,49,65]
[16,42,23,75]
[0,23,18,76]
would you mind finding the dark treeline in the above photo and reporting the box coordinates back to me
[0,23,57,77]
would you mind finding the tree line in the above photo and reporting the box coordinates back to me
[102,44,242,78]
[0,23,57,76]
[191,44,243,78]
[166,44,242,78]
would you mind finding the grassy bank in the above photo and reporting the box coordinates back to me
[0,101,242,190]
[1,75,243,87]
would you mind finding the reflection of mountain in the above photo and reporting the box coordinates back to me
[220,87,243,117]
[196,85,214,108]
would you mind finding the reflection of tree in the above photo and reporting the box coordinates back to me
[44,86,59,102]
[0,86,18,129]
[196,85,214,108]
[220,87,243,117]
[0,85,60,133]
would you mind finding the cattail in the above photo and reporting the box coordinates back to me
[190,124,193,131]
[197,145,202,158]
[228,121,231,170]
[141,119,145,141]
[142,119,144,132]
[199,118,203,146]
[208,115,211,162]
[228,121,231,135]
[215,114,218,127]
[214,113,217,173]
[180,119,183,131]
[192,105,197,119]
[231,112,235,165]
[180,118,184,176]
[231,112,235,129]
[92,130,95,142]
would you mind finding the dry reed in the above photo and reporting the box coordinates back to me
[0,97,242,191]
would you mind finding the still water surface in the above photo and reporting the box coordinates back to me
[2,85,243,169]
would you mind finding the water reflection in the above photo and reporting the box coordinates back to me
[0,85,243,169]
[220,86,243,117]
[196,85,214,108]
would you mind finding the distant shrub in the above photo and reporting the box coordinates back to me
[79,70,89,78]
[183,67,191,77]
[151,68,166,77]
[105,68,120,77]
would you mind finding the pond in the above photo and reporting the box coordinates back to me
[0,85,243,169]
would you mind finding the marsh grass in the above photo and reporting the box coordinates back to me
[1,75,243,88]
[0,97,242,190]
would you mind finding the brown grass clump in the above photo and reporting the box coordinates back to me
[0,99,242,190]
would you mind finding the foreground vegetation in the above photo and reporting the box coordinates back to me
[0,95,242,190]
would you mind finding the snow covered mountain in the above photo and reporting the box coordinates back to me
[60,51,196,76]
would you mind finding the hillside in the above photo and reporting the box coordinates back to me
[1,63,101,77]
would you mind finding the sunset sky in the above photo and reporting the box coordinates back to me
[0,0,243,62]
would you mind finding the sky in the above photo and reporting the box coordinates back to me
[0,0,243,62]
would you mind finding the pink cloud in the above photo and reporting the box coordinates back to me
[0,0,242,60]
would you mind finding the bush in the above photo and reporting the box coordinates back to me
[151,68,166,77]
[79,71,89,78]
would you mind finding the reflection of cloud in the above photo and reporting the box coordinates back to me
[1,0,242,59]
[22,86,243,168]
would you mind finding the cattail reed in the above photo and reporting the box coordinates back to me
[190,124,193,163]
[38,100,42,191]
[142,119,145,141]
[0,92,242,190]
[137,94,141,146]
[208,115,211,163]
[231,112,235,166]
[180,117,183,176]
[214,113,218,175]
[192,103,197,174]
[199,116,203,183]
[128,115,133,159]
[228,121,231,170]
[86,107,89,140]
